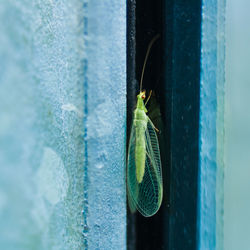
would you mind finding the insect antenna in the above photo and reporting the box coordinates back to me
[139,34,160,92]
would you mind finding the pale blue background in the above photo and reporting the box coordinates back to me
[224,0,250,249]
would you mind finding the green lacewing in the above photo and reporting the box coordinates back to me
[127,35,163,217]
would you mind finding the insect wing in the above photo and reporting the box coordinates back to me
[127,124,139,213]
[127,118,163,217]
[143,118,163,216]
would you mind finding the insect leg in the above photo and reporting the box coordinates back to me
[145,90,153,106]
[150,120,159,133]
[154,126,160,133]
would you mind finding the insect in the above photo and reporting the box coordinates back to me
[127,35,163,217]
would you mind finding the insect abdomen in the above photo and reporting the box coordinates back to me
[135,124,146,183]
[134,109,148,183]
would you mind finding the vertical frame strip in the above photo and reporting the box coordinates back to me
[198,0,225,249]
[83,1,127,249]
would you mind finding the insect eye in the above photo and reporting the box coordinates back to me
[142,95,146,99]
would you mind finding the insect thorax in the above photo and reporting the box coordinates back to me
[134,108,148,126]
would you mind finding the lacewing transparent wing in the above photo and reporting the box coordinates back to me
[127,117,163,217]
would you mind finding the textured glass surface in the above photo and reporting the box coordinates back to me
[0,1,126,249]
